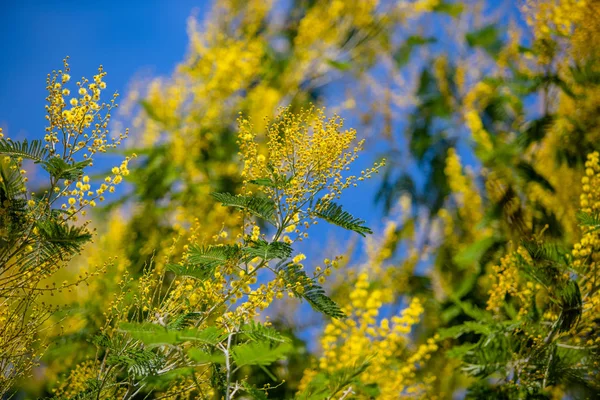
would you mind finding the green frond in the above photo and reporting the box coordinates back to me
[576,211,600,232]
[167,312,202,330]
[119,322,225,347]
[249,173,293,189]
[311,201,372,237]
[283,265,346,319]
[187,348,226,364]
[36,220,92,255]
[0,138,49,163]
[211,192,276,224]
[557,280,582,333]
[297,358,371,400]
[107,348,164,378]
[242,240,292,261]
[232,341,292,368]
[515,161,555,193]
[41,157,91,181]
[167,244,240,280]
[242,382,270,400]
[520,239,566,265]
[242,321,291,344]
[69,378,102,400]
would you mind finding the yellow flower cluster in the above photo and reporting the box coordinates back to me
[44,58,127,161]
[463,107,494,154]
[444,148,485,232]
[300,272,438,397]
[294,0,378,61]
[239,106,384,240]
[61,156,133,215]
[53,360,123,398]
[571,153,600,333]
[487,247,538,316]
[572,152,600,270]
[524,0,588,40]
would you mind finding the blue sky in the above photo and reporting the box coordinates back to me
[0,0,525,261]
[0,0,209,141]
[0,0,386,245]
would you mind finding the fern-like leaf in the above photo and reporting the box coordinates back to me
[242,382,270,400]
[242,321,291,344]
[242,240,292,261]
[211,192,276,224]
[283,265,346,319]
[41,157,91,181]
[36,220,92,254]
[0,139,48,162]
[168,245,240,280]
[232,342,292,368]
[312,201,372,236]
[187,348,226,364]
[119,322,225,347]
[557,280,582,333]
[107,348,164,378]
[577,211,600,232]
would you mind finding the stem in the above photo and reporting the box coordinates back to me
[224,332,234,400]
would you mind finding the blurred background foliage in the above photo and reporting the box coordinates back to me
[2,0,600,398]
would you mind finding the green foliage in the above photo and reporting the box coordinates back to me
[41,157,92,181]
[432,2,464,17]
[283,265,346,319]
[576,211,600,231]
[119,323,225,347]
[232,342,292,368]
[394,36,437,67]
[212,192,277,224]
[296,359,371,399]
[36,220,92,255]
[242,321,291,344]
[242,240,293,261]
[312,201,372,236]
[0,138,49,163]
[107,348,165,378]
[465,25,503,56]
[167,244,241,279]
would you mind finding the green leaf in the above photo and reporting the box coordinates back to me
[394,36,436,67]
[249,177,280,188]
[167,312,202,330]
[515,161,555,193]
[242,240,292,261]
[465,25,503,56]
[576,211,600,232]
[211,192,277,224]
[41,157,92,181]
[0,138,48,162]
[242,382,270,400]
[326,59,352,71]
[557,280,582,333]
[187,348,226,364]
[438,321,493,340]
[242,321,291,344]
[119,323,225,346]
[312,201,372,236]
[168,244,240,280]
[297,358,371,399]
[453,236,499,269]
[249,173,294,189]
[35,220,92,258]
[433,2,464,17]
[517,115,554,149]
[283,265,346,318]
[107,348,164,378]
[232,342,292,368]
